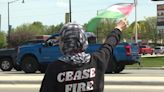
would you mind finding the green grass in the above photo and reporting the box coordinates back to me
[127,57,164,67]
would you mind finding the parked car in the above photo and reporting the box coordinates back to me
[154,46,164,54]
[0,39,46,71]
[139,45,154,55]
[0,48,20,71]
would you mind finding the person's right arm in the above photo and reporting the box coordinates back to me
[92,19,127,68]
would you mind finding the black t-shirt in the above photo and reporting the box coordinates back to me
[40,29,122,92]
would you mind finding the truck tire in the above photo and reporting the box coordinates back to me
[105,57,116,74]
[0,58,13,71]
[21,56,39,73]
[114,64,125,73]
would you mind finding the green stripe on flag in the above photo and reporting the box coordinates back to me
[96,11,124,19]
[87,18,101,32]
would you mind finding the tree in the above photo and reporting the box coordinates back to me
[8,23,40,47]
[123,17,157,45]
[9,26,36,47]
[97,19,116,43]
[45,23,64,35]
[144,17,158,45]
[130,20,149,41]
[0,31,6,48]
[8,22,64,47]
[29,21,45,35]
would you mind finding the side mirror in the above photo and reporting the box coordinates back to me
[42,41,49,47]
[42,42,46,46]
[43,40,55,47]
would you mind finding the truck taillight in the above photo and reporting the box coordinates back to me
[125,45,131,56]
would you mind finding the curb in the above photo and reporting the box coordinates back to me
[126,67,164,70]
[0,80,164,86]
[105,81,164,86]
[0,81,164,86]
[0,80,41,84]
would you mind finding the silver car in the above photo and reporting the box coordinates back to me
[154,46,164,54]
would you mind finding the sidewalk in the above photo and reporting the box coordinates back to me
[0,75,164,86]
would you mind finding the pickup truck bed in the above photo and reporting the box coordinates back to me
[87,42,140,73]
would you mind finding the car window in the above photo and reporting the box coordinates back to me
[20,40,45,46]
[155,48,160,50]
[140,46,146,48]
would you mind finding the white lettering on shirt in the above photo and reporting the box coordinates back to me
[57,68,96,92]
[73,70,82,80]
[86,80,94,91]
[82,69,90,79]
[57,68,96,82]
[65,81,94,92]
[90,68,96,78]
[65,71,74,81]
[57,72,65,82]
[65,84,72,92]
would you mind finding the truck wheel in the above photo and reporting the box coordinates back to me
[0,58,13,71]
[21,56,39,73]
[114,64,125,73]
[105,57,116,74]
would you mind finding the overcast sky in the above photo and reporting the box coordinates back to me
[0,0,164,32]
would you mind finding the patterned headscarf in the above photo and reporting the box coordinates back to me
[59,23,91,66]
[59,23,88,55]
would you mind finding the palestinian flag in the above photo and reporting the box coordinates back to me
[87,3,134,32]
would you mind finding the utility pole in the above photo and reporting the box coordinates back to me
[69,0,72,22]
[134,0,138,43]
[0,14,1,31]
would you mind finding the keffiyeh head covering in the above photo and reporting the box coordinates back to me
[59,22,88,55]
[59,22,91,66]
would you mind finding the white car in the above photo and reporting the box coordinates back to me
[154,46,164,54]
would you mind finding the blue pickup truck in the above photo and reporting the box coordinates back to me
[16,33,140,73]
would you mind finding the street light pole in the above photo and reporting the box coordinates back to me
[69,0,72,22]
[7,0,24,43]
[8,2,10,39]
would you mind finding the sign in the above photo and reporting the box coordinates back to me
[157,4,164,34]
[152,0,164,1]
[65,13,70,24]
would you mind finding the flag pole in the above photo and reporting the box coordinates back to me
[134,0,138,43]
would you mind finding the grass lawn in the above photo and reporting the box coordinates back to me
[127,57,164,67]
